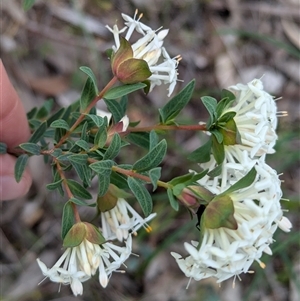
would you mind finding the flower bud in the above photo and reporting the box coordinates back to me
[111,38,152,84]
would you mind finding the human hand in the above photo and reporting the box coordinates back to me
[0,60,32,200]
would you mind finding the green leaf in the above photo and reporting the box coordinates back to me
[220,167,257,196]
[127,177,152,216]
[22,0,35,11]
[188,139,212,163]
[149,167,161,191]
[69,154,88,165]
[207,164,222,177]
[211,129,223,144]
[110,171,128,189]
[203,195,237,230]
[14,154,29,183]
[104,83,146,100]
[46,179,64,191]
[54,128,66,144]
[173,183,185,197]
[70,197,88,206]
[211,135,225,165]
[149,130,159,150]
[85,114,104,127]
[81,122,89,142]
[127,132,150,149]
[103,98,125,123]
[218,111,236,124]
[220,119,241,145]
[201,96,218,129]
[66,179,93,199]
[0,142,7,154]
[50,119,70,130]
[79,66,98,94]
[215,90,236,117]
[19,143,41,155]
[159,80,195,123]
[46,107,65,127]
[133,139,167,172]
[103,133,121,160]
[27,107,37,119]
[28,121,47,143]
[167,188,179,211]
[80,77,97,111]
[94,125,107,148]
[61,201,74,239]
[75,140,90,151]
[70,162,92,187]
[36,99,54,119]
[98,174,110,197]
[89,160,114,175]
[169,173,194,187]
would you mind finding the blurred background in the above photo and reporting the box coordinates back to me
[0,0,299,300]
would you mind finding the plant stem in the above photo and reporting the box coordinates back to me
[126,123,207,133]
[55,159,81,223]
[112,165,171,190]
[55,76,118,148]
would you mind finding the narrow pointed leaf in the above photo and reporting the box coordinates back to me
[69,154,88,165]
[104,83,146,100]
[61,201,74,239]
[188,138,212,163]
[46,179,64,191]
[66,179,93,199]
[80,77,97,111]
[79,66,98,94]
[29,121,47,143]
[98,174,110,197]
[50,119,70,130]
[201,96,218,129]
[127,177,152,216]
[159,80,195,123]
[104,98,124,123]
[149,167,161,191]
[220,167,257,196]
[89,160,114,175]
[19,143,41,155]
[103,133,121,160]
[133,139,167,172]
[75,140,90,151]
[212,135,225,164]
[167,188,179,211]
[14,154,29,183]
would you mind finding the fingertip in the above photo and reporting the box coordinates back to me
[0,154,32,201]
[0,61,31,148]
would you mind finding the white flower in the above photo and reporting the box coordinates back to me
[37,235,133,293]
[101,198,156,241]
[94,235,132,288]
[37,239,93,296]
[173,156,291,286]
[225,78,286,157]
[106,10,181,96]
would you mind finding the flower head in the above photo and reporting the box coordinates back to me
[224,78,286,157]
[106,10,181,96]
[173,156,291,286]
[101,197,156,242]
[37,222,133,294]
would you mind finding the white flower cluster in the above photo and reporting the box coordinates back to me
[226,78,287,157]
[172,79,291,287]
[106,10,181,96]
[37,236,132,295]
